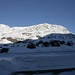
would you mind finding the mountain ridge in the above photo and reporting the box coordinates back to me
[0,23,71,44]
[0,23,75,53]
[0,23,71,34]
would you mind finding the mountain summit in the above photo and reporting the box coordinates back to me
[0,23,71,34]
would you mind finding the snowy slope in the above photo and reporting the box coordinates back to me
[0,23,75,75]
[0,53,75,75]
[0,23,75,53]
[0,23,71,43]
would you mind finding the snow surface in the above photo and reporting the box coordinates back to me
[0,23,71,43]
[0,23,75,53]
[0,23,75,75]
[0,52,75,75]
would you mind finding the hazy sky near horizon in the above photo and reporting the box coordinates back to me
[0,0,75,33]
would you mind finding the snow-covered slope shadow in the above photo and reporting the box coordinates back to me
[0,33,75,53]
[0,33,75,75]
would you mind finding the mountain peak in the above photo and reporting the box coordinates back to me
[30,23,71,34]
[0,23,72,44]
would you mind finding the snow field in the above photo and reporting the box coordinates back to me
[0,53,75,75]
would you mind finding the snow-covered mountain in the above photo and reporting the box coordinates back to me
[0,23,75,75]
[0,23,75,53]
[0,23,71,43]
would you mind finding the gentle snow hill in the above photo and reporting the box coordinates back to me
[0,23,75,53]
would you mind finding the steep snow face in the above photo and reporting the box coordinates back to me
[0,23,72,44]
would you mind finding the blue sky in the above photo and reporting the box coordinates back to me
[0,0,75,33]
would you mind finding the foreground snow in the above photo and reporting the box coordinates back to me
[0,52,75,75]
